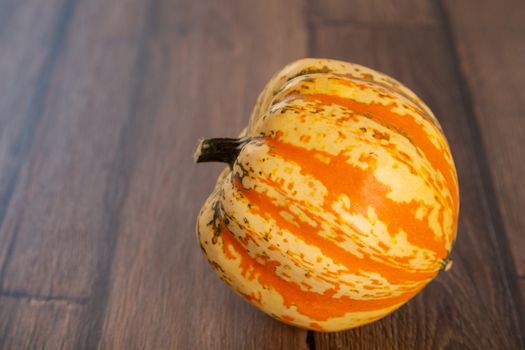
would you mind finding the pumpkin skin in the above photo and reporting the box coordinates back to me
[195,58,459,332]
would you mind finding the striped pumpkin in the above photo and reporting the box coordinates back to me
[195,58,459,331]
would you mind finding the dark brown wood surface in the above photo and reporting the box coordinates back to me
[442,0,525,278]
[0,0,523,349]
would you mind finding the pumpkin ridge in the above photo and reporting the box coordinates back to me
[263,137,450,259]
[231,176,437,287]
[261,96,452,237]
[255,175,437,273]
[219,222,423,321]
[301,93,459,212]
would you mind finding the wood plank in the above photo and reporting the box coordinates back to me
[0,0,152,298]
[441,0,525,278]
[0,0,71,277]
[309,0,438,24]
[93,0,309,349]
[0,296,82,349]
[310,20,524,350]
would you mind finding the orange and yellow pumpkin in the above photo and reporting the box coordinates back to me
[194,58,459,331]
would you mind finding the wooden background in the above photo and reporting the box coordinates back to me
[0,0,524,349]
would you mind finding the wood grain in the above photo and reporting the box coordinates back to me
[0,0,72,280]
[0,0,524,348]
[309,0,438,25]
[521,279,525,312]
[441,0,525,278]
[0,296,81,350]
[0,0,158,348]
[91,0,309,348]
[309,5,524,350]
[0,0,153,297]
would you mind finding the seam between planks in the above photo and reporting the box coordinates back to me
[0,0,79,287]
[306,330,317,350]
[309,18,441,30]
[0,289,88,305]
[435,0,525,345]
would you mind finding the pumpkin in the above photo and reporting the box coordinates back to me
[194,58,459,332]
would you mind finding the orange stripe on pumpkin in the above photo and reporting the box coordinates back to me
[303,93,459,221]
[309,322,323,330]
[219,223,420,321]
[335,78,437,126]
[257,175,431,272]
[264,137,449,260]
[233,177,436,285]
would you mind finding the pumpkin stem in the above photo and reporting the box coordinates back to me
[194,137,251,167]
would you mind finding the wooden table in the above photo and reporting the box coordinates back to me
[1,0,524,348]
